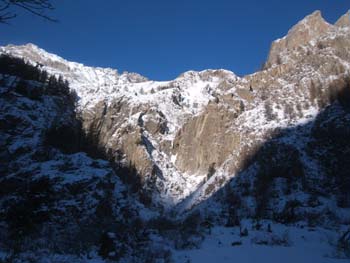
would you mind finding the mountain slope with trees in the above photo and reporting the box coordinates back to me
[0,10,350,262]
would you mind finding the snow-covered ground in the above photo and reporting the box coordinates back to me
[174,223,349,263]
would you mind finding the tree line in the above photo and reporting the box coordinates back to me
[0,53,74,99]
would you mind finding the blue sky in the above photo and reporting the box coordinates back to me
[0,0,349,80]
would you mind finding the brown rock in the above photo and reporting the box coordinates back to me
[266,10,332,67]
[173,103,240,174]
[335,10,350,28]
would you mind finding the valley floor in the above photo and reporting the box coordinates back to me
[173,223,349,263]
[0,223,348,262]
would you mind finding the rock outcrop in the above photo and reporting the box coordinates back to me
[266,11,331,67]
[173,102,241,175]
[335,10,350,28]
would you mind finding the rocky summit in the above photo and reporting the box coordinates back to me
[0,10,350,263]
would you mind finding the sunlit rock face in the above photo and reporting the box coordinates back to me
[335,10,350,28]
[266,11,332,67]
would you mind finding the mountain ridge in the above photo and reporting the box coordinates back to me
[1,9,350,262]
[1,10,350,209]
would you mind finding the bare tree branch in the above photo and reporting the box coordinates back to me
[0,2,10,12]
[0,0,56,23]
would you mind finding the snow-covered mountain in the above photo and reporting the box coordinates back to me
[1,10,350,262]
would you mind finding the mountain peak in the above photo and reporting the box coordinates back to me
[286,10,330,45]
[265,10,332,67]
[23,43,40,49]
[304,10,322,19]
[335,10,350,28]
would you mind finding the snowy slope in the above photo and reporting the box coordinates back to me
[174,224,350,263]
[1,11,350,211]
[0,43,242,208]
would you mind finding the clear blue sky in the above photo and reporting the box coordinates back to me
[0,0,349,80]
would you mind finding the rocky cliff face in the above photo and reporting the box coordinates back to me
[1,10,350,261]
[266,11,331,67]
[2,10,350,210]
[180,10,350,211]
